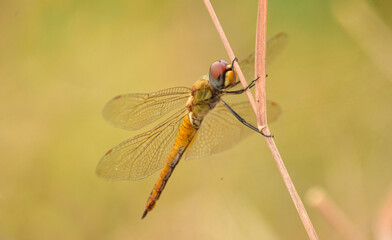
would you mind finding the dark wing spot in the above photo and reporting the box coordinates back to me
[105,149,113,155]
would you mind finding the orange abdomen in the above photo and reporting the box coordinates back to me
[142,114,197,219]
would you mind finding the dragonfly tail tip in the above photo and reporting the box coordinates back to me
[141,210,148,219]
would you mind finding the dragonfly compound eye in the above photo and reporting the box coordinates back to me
[209,60,229,90]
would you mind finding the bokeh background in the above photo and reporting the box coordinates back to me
[1,0,391,239]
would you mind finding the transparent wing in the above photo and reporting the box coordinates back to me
[239,32,288,82]
[184,100,281,160]
[97,109,187,180]
[103,87,190,131]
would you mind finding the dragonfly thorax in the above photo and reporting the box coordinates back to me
[187,78,221,127]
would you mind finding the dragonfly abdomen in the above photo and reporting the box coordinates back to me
[142,114,197,219]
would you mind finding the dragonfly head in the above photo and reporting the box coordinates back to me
[209,60,237,90]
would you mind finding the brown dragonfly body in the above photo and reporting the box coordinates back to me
[96,33,287,219]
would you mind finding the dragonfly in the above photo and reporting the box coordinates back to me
[96,33,287,219]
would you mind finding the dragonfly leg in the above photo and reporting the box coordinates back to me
[231,57,238,69]
[223,77,259,95]
[223,73,269,95]
[219,99,273,138]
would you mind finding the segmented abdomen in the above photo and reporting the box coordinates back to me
[142,114,197,218]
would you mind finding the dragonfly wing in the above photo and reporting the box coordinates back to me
[239,33,288,82]
[103,87,190,131]
[97,109,188,180]
[184,101,281,160]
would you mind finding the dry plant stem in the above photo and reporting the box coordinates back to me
[255,0,268,130]
[204,0,319,239]
[264,136,319,240]
[254,1,318,239]
[306,187,367,240]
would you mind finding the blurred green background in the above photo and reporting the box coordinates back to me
[1,0,391,239]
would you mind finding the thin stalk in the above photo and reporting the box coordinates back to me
[204,1,319,239]
[255,1,318,239]
[255,0,268,130]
